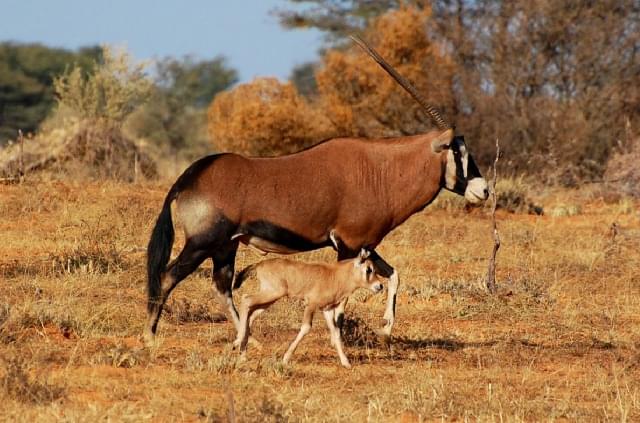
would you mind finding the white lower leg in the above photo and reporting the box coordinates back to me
[235,301,251,351]
[225,294,240,329]
[324,310,350,368]
[381,270,399,336]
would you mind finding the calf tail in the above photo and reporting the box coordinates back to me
[146,192,176,313]
[233,264,258,290]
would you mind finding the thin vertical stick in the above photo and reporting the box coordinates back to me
[18,129,25,183]
[134,150,139,183]
[486,139,501,293]
[223,377,236,423]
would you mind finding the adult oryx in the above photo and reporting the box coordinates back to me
[144,36,489,345]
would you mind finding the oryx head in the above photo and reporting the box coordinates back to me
[352,35,489,204]
[432,130,489,204]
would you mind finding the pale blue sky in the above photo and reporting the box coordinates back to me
[1,0,323,82]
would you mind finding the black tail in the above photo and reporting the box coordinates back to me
[146,154,226,313]
[146,192,176,313]
[233,264,258,290]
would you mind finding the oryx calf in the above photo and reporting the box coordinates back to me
[234,250,383,368]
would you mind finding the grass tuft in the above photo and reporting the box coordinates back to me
[1,357,65,404]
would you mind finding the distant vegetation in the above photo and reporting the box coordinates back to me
[1,1,638,188]
[274,1,640,183]
[0,44,237,180]
[0,43,101,144]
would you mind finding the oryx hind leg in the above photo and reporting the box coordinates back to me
[145,241,209,345]
[211,243,240,331]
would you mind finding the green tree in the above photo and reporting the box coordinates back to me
[0,43,100,145]
[127,56,237,158]
[276,0,427,43]
[289,62,319,98]
[53,45,152,126]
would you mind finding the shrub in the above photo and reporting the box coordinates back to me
[53,45,152,125]
[207,8,455,156]
[208,78,334,156]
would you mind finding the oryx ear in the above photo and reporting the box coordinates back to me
[431,129,454,153]
[358,249,370,264]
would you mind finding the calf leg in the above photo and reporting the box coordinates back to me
[334,247,359,328]
[283,306,314,364]
[323,310,351,368]
[237,291,282,352]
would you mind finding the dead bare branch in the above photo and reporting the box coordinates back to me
[486,138,501,293]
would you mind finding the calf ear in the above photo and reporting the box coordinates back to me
[431,129,454,153]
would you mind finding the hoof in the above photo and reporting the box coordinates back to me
[375,322,393,338]
[231,338,241,350]
[341,361,352,369]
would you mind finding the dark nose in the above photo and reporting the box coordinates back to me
[483,188,489,199]
[373,283,384,293]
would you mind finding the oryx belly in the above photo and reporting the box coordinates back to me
[231,233,300,255]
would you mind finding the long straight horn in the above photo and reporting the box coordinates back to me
[350,35,450,131]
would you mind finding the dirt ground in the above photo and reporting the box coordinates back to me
[0,180,638,422]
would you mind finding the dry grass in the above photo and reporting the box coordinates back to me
[1,180,639,421]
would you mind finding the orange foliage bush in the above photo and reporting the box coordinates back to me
[316,7,455,137]
[208,7,455,156]
[207,78,333,156]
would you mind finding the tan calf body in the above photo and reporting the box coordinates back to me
[235,251,383,368]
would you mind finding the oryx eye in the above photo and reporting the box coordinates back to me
[366,267,373,275]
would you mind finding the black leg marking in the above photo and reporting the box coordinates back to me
[148,241,209,336]
[211,242,240,326]
[368,250,395,278]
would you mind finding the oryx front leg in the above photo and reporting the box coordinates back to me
[368,251,398,336]
[380,269,399,336]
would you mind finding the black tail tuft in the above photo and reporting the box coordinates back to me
[147,194,176,313]
[233,264,258,290]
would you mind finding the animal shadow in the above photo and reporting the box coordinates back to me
[341,317,496,352]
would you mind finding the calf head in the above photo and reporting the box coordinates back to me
[353,249,384,293]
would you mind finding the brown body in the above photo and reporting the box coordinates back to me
[234,252,384,367]
[178,133,448,251]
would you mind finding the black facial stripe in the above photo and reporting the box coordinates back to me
[452,143,468,195]
[368,250,395,278]
[466,154,482,179]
